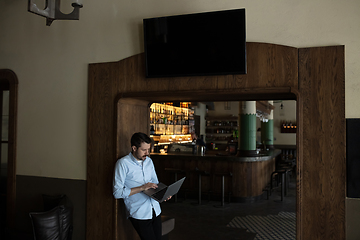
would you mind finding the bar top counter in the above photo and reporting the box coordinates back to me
[150,149,281,162]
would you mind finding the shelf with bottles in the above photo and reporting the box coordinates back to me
[280,121,297,133]
[205,126,238,134]
[150,102,193,135]
[205,134,237,143]
[205,116,238,126]
[205,115,238,139]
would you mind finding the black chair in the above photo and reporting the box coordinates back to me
[29,205,73,240]
[29,194,73,240]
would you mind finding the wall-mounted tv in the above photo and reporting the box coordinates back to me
[143,9,246,78]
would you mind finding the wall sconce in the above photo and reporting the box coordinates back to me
[28,0,83,26]
[279,103,285,116]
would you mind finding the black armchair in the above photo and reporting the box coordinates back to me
[29,195,73,240]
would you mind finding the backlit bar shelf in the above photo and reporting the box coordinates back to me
[150,102,194,136]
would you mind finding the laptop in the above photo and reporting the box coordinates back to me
[142,177,186,203]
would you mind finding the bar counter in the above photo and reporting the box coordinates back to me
[151,149,281,202]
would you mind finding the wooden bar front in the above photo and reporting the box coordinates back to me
[151,150,279,201]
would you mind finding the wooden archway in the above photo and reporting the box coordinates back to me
[87,42,345,239]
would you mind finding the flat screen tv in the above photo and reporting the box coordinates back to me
[143,9,246,78]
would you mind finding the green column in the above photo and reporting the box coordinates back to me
[239,101,256,151]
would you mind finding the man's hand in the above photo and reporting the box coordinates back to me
[141,182,158,191]
[129,182,158,196]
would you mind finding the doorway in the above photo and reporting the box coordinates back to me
[0,69,18,236]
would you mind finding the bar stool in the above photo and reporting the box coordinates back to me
[279,166,293,195]
[194,168,211,205]
[213,172,232,207]
[270,167,292,201]
[164,168,187,202]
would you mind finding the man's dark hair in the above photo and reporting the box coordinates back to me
[131,132,152,149]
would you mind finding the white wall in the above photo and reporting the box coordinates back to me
[208,102,240,117]
[0,0,359,180]
[273,100,296,145]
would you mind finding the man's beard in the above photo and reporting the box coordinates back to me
[135,151,147,160]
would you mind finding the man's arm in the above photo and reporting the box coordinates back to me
[129,182,158,196]
[113,160,132,199]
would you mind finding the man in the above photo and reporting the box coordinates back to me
[191,131,206,147]
[113,132,166,240]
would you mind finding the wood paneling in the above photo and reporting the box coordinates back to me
[87,42,345,240]
[298,46,345,240]
[112,42,298,94]
[116,98,150,158]
[87,62,119,240]
[114,98,150,240]
[232,158,276,197]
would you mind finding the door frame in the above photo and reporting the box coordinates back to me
[0,69,18,231]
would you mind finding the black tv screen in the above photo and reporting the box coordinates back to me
[143,9,246,78]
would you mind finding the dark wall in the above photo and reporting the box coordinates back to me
[15,175,86,240]
[347,119,360,198]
